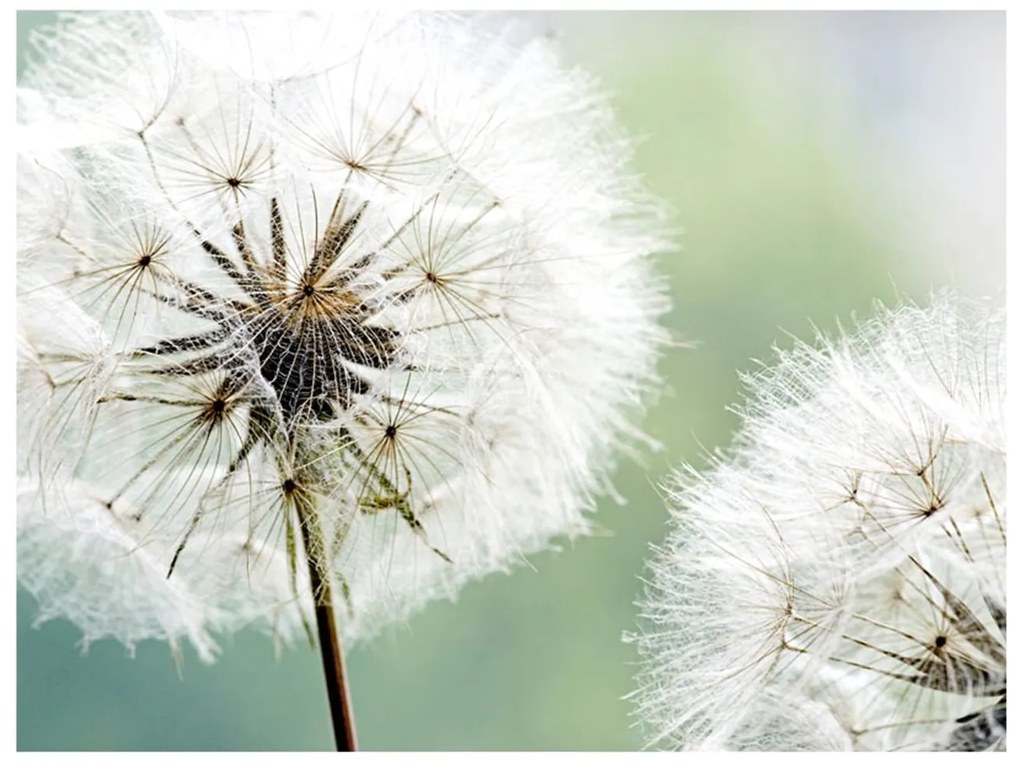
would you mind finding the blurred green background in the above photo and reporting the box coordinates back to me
[17,11,1004,751]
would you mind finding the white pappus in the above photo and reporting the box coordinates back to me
[17,11,669,660]
[631,294,1005,751]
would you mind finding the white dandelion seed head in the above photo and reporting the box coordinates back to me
[17,11,669,655]
[632,294,1005,751]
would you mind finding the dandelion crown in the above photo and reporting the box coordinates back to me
[17,11,668,658]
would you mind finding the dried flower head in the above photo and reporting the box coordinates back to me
[631,294,1005,751]
[17,11,668,660]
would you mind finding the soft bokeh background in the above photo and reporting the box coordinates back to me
[16,11,1004,751]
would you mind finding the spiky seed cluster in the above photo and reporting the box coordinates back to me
[632,295,1005,751]
[17,11,668,659]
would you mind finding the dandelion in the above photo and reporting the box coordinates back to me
[17,10,668,749]
[631,294,1005,751]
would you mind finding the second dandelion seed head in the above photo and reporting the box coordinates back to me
[632,295,1006,751]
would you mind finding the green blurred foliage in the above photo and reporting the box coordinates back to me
[17,11,997,751]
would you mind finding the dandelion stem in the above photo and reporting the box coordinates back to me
[294,493,358,751]
[309,567,358,751]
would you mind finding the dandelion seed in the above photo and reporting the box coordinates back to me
[631,294,1005,751]
[17,10,668,749]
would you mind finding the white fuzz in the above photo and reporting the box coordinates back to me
[17,11,668,654]
[632,294,1005,751]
